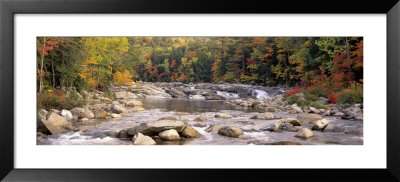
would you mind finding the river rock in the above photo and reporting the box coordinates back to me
[93,108,108,119]
[49,109,60,114]
[37,118,51,134]
[215,113,232,119]
[193,123,207,127]
[295,128,314,138]
[281,118,301,126]
[111,104,128,114]
[70,107,84,116]
[291,104,303,113]
[159,129,180,140]
[205,125,223,132]
[126,120,185,136]
[344,106,362,116]
[189,95,206,100]
[38,109,48,120]
[281,123,300,132]
[59,109,73,121]
[218,126,243,137]
[309,107,321,114]
[126,100,143,107]
[194,115,206,121]
[334,112,345,117]
[118,130,129,138]
[297,113,322,124]
[250,112,275,120]
[312,119,329,131]
[181,126,202,138]
[115,91,137,99]
[79,118,89,122]
[79,108,95,119]
[41,113,73,135]
[110,113,121,118]
[158,116,178,121]
[170,88,186,98]
[324,124,345,132]
[261,120,284,132]
[355,114,363,121]
[132,133,156,145]
[288,109,298,114]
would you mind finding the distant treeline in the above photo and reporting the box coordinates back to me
[37,37,363,92]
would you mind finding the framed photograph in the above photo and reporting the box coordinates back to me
[1,0,399,181]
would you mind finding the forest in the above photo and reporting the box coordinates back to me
[37,36,363,106]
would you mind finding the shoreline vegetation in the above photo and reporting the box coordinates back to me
[37,37,363,145]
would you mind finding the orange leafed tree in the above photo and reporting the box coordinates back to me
[113,70,133,86]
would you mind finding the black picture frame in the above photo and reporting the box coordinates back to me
[1,0,399,181]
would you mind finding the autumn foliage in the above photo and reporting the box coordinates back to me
[286,86,302,97]
[36,36,363,104]
[114,70,133,86]
[328,92,337,104]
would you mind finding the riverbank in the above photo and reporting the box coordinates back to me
[37,82,363,145]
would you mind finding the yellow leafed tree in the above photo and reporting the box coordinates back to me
[114,70,133,86]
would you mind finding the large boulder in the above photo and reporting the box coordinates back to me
[59,109,73,121]
[309,107,321,114]
[181,126,202,138]
[261,120,284,132]
[295,128,314,138]
[297,113,322,124]
[218,126,243,137]
[250,112,275,120]
[132,133,156,145]
[40,113,73,135]
[79,108,95,119]
[93,108,108,119]
[118,130,129,138]
[169,88,186,98]
[215,113,232,119]
[311,119,329,131]
[38,109,48,120]
[281,123,300,132]
[194,115,206,121]
[281,118,301,126]
[291,104,303,113]
[159,129,180,141]
[344,106,362,116]
[205,125,223,132]
[70,107,84,117]
[126,120,185,136]
[111,104,128,114]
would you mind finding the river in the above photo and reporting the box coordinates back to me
[37,99,363,145]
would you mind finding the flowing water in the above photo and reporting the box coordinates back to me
[38,99,363,145]
[252,89,269,100]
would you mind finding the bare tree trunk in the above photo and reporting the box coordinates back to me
[60,51,64,90]
[39,37,45,93]
[51,59,55,89]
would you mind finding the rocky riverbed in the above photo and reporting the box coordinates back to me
[37,82,363,145]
